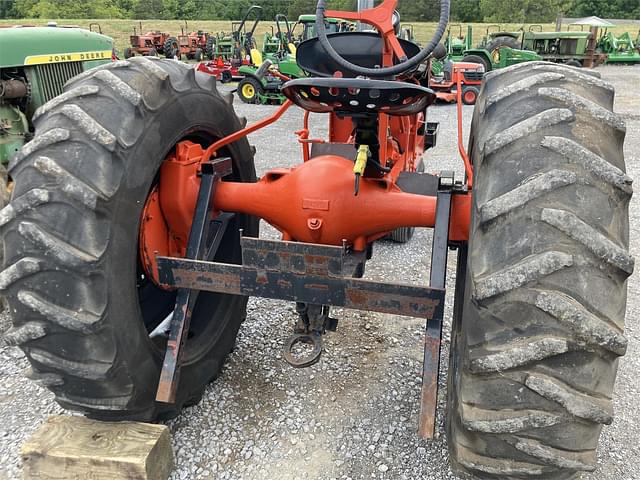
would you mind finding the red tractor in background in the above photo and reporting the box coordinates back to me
[124,22,170,58]
[3,1,632,479]
[429,59,484,104]
[164,21,210,61]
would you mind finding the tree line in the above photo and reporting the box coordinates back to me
[1,0,638,22]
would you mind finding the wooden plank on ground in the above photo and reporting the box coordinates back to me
[21,415,174,480]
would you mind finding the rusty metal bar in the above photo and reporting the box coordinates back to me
[418,185,453,438]
[155,157,232,404]
[240,237,366,278]
[156,256,444,320]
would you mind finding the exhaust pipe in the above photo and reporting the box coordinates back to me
[0,79,28,100]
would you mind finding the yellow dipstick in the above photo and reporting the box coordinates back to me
[354,144,369,176]
[353,144,369,196]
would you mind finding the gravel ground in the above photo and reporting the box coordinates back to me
[0,64,639,480]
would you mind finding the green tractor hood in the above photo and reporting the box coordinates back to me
[0,27,113,68]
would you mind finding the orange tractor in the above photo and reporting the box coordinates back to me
[164,21,210,61]
[124,22,170,58]
[3,0,632,478]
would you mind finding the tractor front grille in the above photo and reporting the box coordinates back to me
[35,61,84,103]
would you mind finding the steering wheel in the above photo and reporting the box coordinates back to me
[315,0,450,78]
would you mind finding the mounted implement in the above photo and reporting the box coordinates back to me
[3,1,633,479]
[597,30,640,63]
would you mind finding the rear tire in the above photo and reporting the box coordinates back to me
[462,54,491,72]
[164,37,179,59]
[2,57,258,421]
[485,35,520,55]
[447,63,632,478]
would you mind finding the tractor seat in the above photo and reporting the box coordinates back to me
[282,77,435,116]
[296,32,421,78]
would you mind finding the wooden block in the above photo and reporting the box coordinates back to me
[21,415,174,480]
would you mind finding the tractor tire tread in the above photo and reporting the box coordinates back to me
[448,62,631,479]
[2,57,254,419]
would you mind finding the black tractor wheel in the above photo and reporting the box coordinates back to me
[206,37,216,60]
[447,63,632,478]
[195,48,203,62]
[566,59,582,68]
[485,34,520,55]
[461,85,480,105]
[164,37,179,59]
[124,47,133,59]
[221,70,233,84]
[1,57,258,421]
[462,54,491,72]
[237,76,262,104]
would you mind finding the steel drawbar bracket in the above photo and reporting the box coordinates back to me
[418,172,454,438]
[155,157,233,404]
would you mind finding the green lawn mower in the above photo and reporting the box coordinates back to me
[236,55,305,104]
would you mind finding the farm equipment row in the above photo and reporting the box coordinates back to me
[443,22,640,69]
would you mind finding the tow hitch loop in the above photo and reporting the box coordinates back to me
[283,333,324,368]
[283,303,337,368]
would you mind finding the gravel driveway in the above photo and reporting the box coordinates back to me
[0,64,638,480]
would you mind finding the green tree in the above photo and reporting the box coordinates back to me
[452,0,482,21]
[0,0,15,18]
[480,0,570,22]
[132,0,164,19]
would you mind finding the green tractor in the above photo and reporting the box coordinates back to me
[597,30,640,63]
[0,24,112,278]
[521,27,603,67]
[477,24,522,52]
[261,14,297,62]
[0,25,113,204]
[441,24,539,72]
[294,14,355,43]
[461,46,541,72]
[444,24,472,61]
